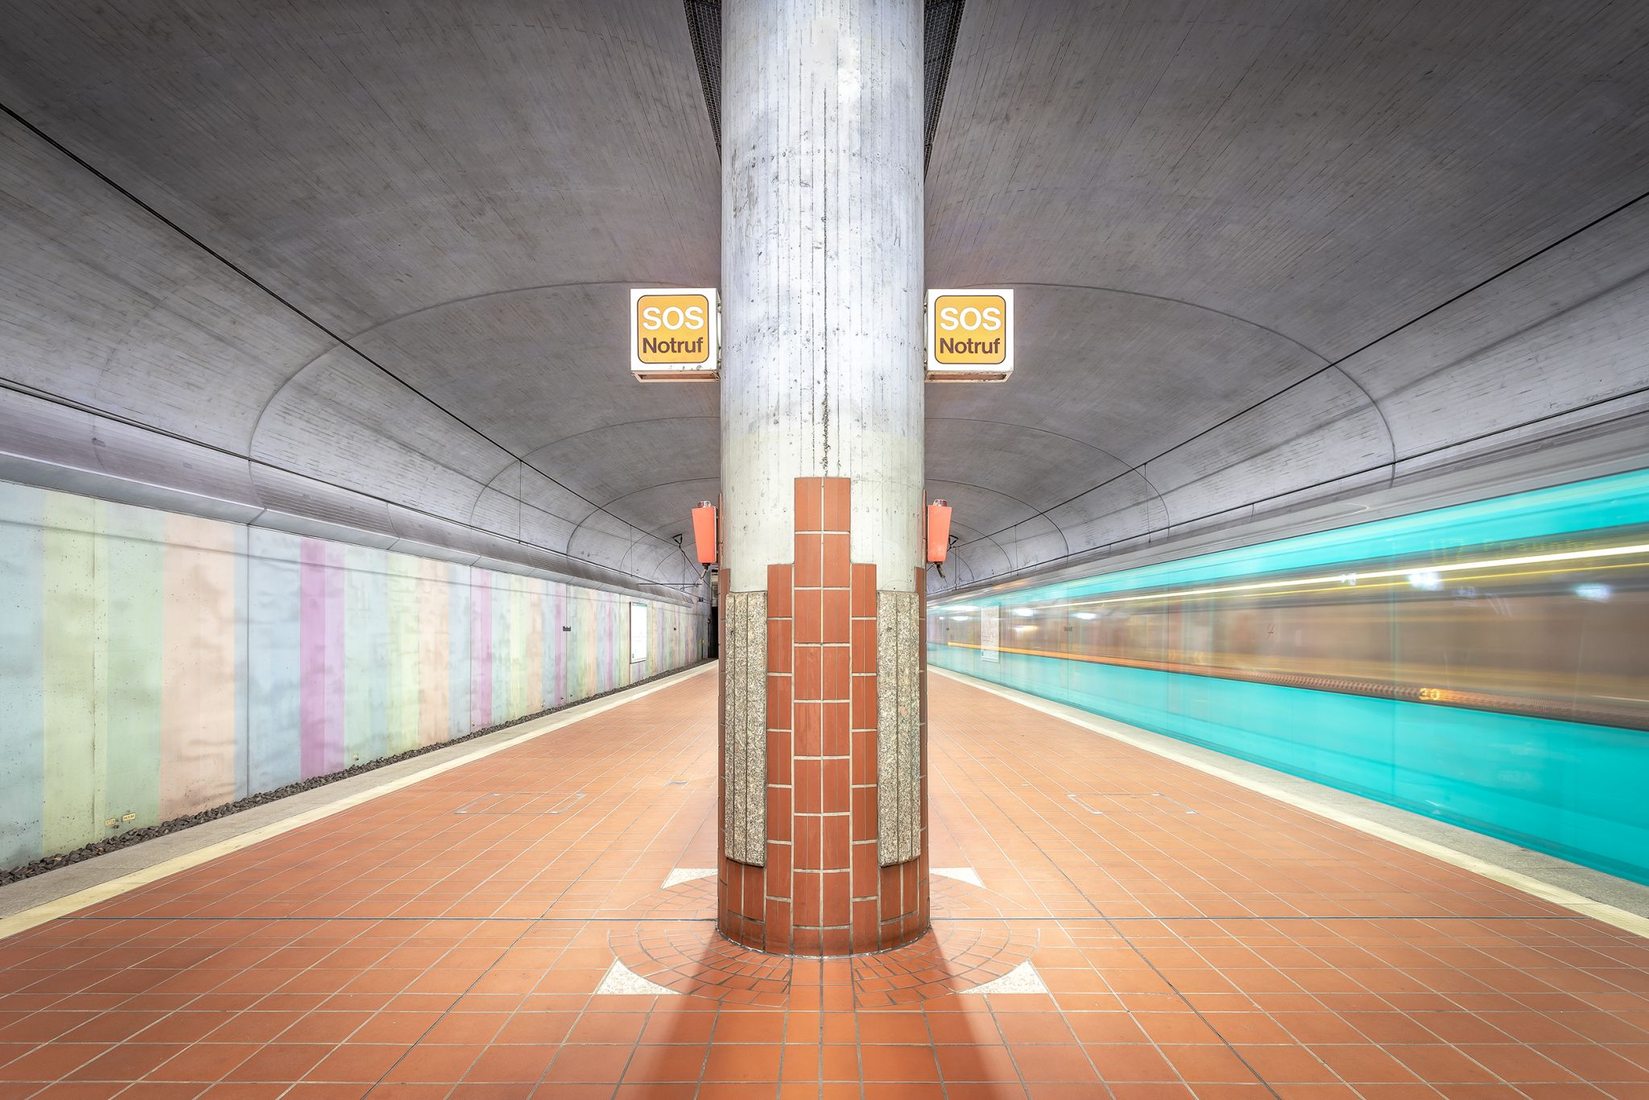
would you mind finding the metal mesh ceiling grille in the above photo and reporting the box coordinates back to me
[684,0,722,149]
[684,0,965,169]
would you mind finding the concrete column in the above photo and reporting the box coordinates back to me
[718,0,927,955]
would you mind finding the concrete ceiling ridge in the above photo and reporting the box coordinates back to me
[318,279,714,350]
[951,405,1649,596]
[951,279,1336,365]
[934,408,1649,602]
[925,415,1171,533]
[0,3,716,588]
[243,307,693,566]
[915,502,1023,577]
[0,384,693,603]
[7,0,1649,594]
[922,476,1070,558]
[3,90,686,579]
[940,186,1649,566]
[567,476,722,566]
[517,414,722,456]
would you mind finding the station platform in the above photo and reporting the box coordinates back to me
[1,666,1647,1099]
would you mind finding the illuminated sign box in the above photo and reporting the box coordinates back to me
[631,288,718,380]
[926,288,1013,381]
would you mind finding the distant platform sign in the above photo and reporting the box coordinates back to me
[632,288,718,380]
[927,289,1013,381]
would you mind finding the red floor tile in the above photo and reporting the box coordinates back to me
[0,669,1643,1098]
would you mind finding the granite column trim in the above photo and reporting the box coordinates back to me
[723,590,767,864]
[876,589,920,865]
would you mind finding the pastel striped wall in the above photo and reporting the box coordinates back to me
[0,480,708,870]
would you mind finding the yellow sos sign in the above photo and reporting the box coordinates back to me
[630,288,718,380]
[926,289,1014,381]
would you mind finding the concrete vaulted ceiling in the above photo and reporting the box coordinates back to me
[2,0,1647,598]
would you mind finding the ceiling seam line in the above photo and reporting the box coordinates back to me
[0,376,692,591]
[946,394,1649,590]
[952,187,1649,551]
[247,279,705,478]
[564,476,722,561]
[0,99,676,562]
[926,416,1172,532]
[925,476,1070,558]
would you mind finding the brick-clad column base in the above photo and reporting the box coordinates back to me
[719,477,928,955]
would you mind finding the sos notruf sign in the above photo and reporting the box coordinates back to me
[926,289,1014,381]
[631,288,718,380]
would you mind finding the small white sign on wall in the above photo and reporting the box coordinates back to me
[630,603,649,664]
[980,605,1000,663]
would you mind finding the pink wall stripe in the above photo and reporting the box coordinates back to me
[471,576,492,729]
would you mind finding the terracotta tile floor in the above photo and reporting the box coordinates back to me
[1,666,1647,1098]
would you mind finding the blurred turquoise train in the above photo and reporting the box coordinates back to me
[927,468,1649,885]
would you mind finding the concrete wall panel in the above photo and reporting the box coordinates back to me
[0,478,707,872]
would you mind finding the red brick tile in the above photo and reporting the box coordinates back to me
[767,619,793,673]
[764,899,792,949]
[151,1044,262,1082]
[714,1013,785,1044]
[822,815,851,870]
[567,1013,648,1045]
[822,759,850,813]
[793,871,823,925]
[301,1044,406,1083]
[543,1045,632,1084]
[793,587,822,644]
[623,1045,708,1082]
[703,1043,781,1082]
[861,1043,939,1081]
[794,535,823,588]
[794,759,823,813]
[767,786,793,841]
[67,1044,187,1081]
[822,871,852,926]
[767,730,792,786]
[463,1044,556,1081]
[821,647,850,701]
[857,666,883,725]
[639,1012,716,1046]
[821,534,851,588]
[821,590,850,649]
[794,479,823,535]
[865,1085,943,1100]
[767,564,793,618]
[794,647,822,701]
[1229,1045,1336,1083]
[857,844,883,897]
[848,567,876,621]
[1086,1043,1178,1082]
[935,1043,1019,1082]
[766,673,793,729]
[1157,1045,1261,1083]
[794,703,823,757]
[823,701,851,755]
[822,478,850,532]
[742,862,766,915]
[853,898,878,945]
[766,839,793,886]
